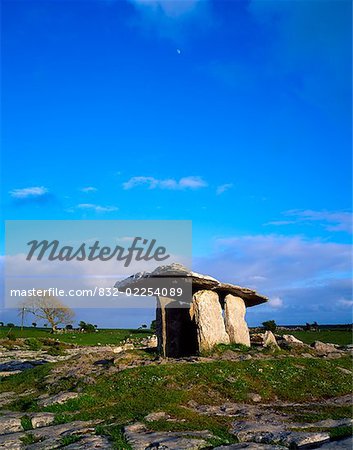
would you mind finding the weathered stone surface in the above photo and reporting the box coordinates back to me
[124,422,213,450]
[115,263,268,307]
[247,393,262,403]
[338,367,352,375]
[281,334,305,346]
[232,420,330,448]
[214,445,284,449]
[312,341,340,353]
[263,331,280,350]
[63,434,113,449]
[31,412,55,429]
[0,392,16,407]
[38,391,79,407]
[224,295,250,347]
[250,333,265,345]
[294,418,353,429]
[319,437,353,448]
[144,411,170,422]
[191,290,229,351]
[0,416,22,435]
[0,419,109,449]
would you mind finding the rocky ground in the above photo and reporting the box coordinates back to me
[0,334,352,449]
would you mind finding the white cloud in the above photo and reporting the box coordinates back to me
[9,186,49,199]
[194,234,352,323]
[123,176,207,190]
[216,183,233,195]
[76,204,118,213]
[80,187,97,193]
[267,210,352,234]
[338,298,353,308]
[269,296,283,309]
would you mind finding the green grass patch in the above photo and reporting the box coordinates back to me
[20,433,42,445]
[277,330,352,346]
[96,424,132,450]
[0,327,151,346]
[20,415,33,431]
[275,405,352,423]
[330,425,353,440]
[44,357,352,426]
[59,435,82,446]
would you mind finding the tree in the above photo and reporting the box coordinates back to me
[262,320,277,333]
[7,323,15,328]
[79,321,95,333]
[32,322,37,328]
[0,322,4,327]
[150,320,156,332]
[65,324,73,330]
[21,293,74,333]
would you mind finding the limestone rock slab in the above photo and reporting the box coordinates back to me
[224,295,250,347]
[191,290,230,351]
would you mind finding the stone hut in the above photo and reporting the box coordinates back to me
[115,264,268,357]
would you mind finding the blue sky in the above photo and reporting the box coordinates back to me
[1,0,352,327]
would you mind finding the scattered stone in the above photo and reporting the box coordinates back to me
[0,392,16,407]
[312,341,340,353]
[263,331,280,350]
[0,371,22,377]
[250,333,265,345]
[301,353,314,358]
[146,335,158,348]
[288,432,330,448]
[112,346,124,354]
[123,343,135,351]
[38,391,79,407]
[124,422,213,450]
[0,416,22,435]
[31,412,55,429]
[145,411,170,422]
[63,434,113,449]
[247,393,262,403]
[214,444,284,449]
[191,290,230,351]
[224,295,251,347]
[282,334,305,345]
[338,367,352,375]
[231,421,330,448]
[0,421,99,450]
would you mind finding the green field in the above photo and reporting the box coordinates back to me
[0,326,151,346]
[1,326,352,346]
[277,330,352,346]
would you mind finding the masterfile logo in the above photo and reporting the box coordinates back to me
[5,220,192,309]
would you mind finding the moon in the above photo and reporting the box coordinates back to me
[177,49,181,54]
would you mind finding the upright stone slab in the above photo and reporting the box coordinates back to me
[224,294,250,347]
[191,290,229,351]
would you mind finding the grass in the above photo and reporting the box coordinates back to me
[0,326,152,346]
[59,435,82,446]
[20,433,42,445]
[1,352,352,448]
[20,415,33,431]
